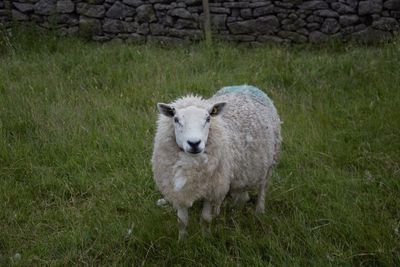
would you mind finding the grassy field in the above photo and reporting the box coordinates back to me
[0,29,399,266]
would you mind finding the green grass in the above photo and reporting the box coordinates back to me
[1,28,399,266]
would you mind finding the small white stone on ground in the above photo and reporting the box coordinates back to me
[156,198,167,207]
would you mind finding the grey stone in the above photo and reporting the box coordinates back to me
[309,30,329,42]
[13,2,33,13]
[34,0,56,15]
[294,18,306,27]
[257,35,284,43]
[253,5,274,17]
[275,1,294,8]
[223,2,250,8]
[159,15,174,26]
[355,24,368,31]
[106,1,135,19]
[331,2,356,14]
[384,0,400,10]
[342,26,355,35]
[249,2,271,8]
[221,34,256,42]
[154,4,173,11]
[89,0,105,4]
[211,14,227,29]
[296,28,309,36]
[77,3,105,18]
[103,18,137,32]
[228,16,279,34]
[176,18,197,29]
[277,30,307,42]
[150,0,175,3]
[185,0,201,5]
[57,0,74,14]
[358,0,382,15]
[231,8,240,17]
[210,7,230,14]
[277,13,288,19]
[307,14,324,23]
[136,5,156,23]
[117,33,145,42]
[150,23,166,35]
[168,8,192,19]
[57,14,78,24]
[351,27,392,42]
[188,6,202,13]
[298,1,329,10]
[282,24,298,31]
[306,22,320,31]
[372,17,399,30]
[168,28,202,40]
[122,0,143,7]
[79,17,102,35]
[391,11,400,18]
[314,10,339,17]
[241,9,252,19]
[12,9,29,21]
[345,0,358,8]
[339,14,359,26]
[137,22,149,34]
[274,7,292,13]
[321,18,340,33]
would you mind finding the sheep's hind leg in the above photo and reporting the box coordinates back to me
[213,197,224,217]
[177,207,188,241]
[255,177,268,214]
[200,201,212,236]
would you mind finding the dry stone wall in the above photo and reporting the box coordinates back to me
[2,0,400,43]
[0,1,12,28]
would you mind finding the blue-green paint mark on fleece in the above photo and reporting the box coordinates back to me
[214,85,273,107]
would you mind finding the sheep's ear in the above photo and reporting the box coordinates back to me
[157,103,175,117]
[209,102,226,116]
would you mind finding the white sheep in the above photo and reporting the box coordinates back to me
[152,85,282,239]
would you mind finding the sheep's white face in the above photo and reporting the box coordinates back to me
[157,102,226,155]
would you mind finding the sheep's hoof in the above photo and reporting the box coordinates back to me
[201,223,211,237]
[178,230,187,241]
[255,206,265,214]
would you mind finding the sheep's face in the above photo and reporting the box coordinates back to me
[157,102,226,155]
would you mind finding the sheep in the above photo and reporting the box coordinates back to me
[151,85,282,239]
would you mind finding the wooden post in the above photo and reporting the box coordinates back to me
[202,0,212,45]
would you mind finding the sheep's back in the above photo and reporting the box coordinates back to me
[211,85,281,191]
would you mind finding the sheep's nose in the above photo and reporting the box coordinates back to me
[187,140,201,149]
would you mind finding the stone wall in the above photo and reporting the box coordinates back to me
[3,0,400,43]
[0,1,12,28]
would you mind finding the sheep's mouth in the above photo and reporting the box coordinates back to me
[187,149,203,155]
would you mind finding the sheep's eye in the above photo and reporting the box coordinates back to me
[174,117,179,124]
[206,116,211,123]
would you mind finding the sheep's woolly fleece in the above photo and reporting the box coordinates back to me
[151,85,282,210]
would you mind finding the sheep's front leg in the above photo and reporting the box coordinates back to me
[200,201,212,235]
[177,207,188,241]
